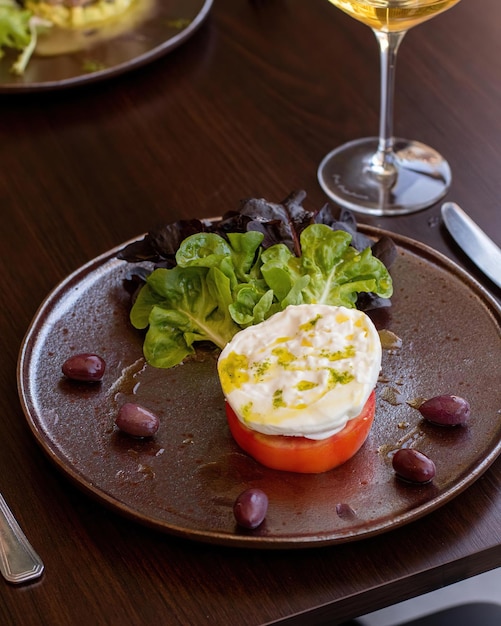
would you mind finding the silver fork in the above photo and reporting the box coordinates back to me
[0,493,44,584]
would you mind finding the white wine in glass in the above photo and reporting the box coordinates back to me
[318,0,461,216]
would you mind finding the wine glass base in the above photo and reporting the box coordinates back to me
[318,137,452,216]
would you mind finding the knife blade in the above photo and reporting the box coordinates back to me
[441,202,501,289]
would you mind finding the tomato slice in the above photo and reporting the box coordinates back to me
[225,391,376,474]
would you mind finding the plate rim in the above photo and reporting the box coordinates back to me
[16,225,501,549]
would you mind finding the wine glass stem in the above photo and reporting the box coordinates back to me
[371,29,407,176]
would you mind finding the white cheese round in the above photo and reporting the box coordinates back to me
[218,304,381,440]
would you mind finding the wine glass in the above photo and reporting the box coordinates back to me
[318,0,461,216]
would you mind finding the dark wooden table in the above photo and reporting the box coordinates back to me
[1,0,500,624]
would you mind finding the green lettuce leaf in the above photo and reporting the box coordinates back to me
[0,1,52,75]
[130,231,272,368]
[175,230,274,327]
[0,2,31,54]
[176,231,264,281]
[130,223,393,368]
[228,285,275,326]
[130,265,242,368]
[261,224,393,308]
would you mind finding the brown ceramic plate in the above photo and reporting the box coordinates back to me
[0,0,212,93]
[17,227,501,549]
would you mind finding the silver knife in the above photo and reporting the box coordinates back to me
[441,202,501,289]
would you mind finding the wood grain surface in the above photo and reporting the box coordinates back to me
[1,0,500,624]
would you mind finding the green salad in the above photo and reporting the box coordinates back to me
[0,0,50,75]
[118,191,396,369]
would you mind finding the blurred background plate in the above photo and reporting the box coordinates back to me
[17,227,501,548]
[0,0,212,92]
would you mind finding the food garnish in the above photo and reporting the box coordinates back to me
[115,402,160,438]
[233,488,268,529]
[335,502,356,520]
[61,353,106,382]
[82,58,107,73]
[118,191,395,370]
[392,448,436,484]
[0,0,51,75]
[417,394,470,427]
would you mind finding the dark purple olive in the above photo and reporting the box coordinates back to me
[392,448,436,484]
[62,353,106,382]
[233,488,268,529]
[335,502,356,520]
[418,394,470,426]
[115,403,160,438]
